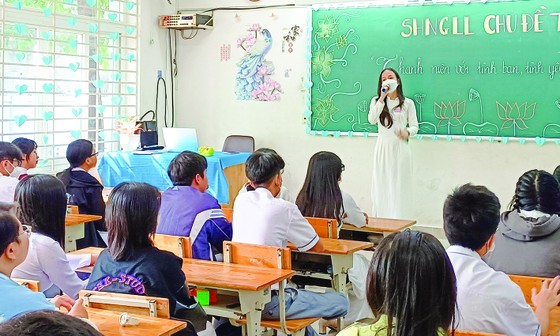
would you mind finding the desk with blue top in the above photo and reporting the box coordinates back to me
[98,151,251,205]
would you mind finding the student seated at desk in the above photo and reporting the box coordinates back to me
[157,151,231,261]
[0,142,23,203]
[11,137,39,181]
[444,183,560,336]
[295,151,370,325]
[338,230,456,336]
[57,139,106,249]
[237,148,293,202]
[12,175,93,299]
[86,182,206,334]
[232,151,348,336]
[0,203,88,322]
[485,169,560,277]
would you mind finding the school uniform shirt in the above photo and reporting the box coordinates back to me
[0,175,19,202]
[57,168,106,248]
[85,247,190,316]
[338,314,446,336]
[0,273,55,322]
[232,187,319,251]
[12,233,87,299]
[342,190,366,228]
[484,210,560,277]
[447,245,540,336]
[238,182,294,202]
[157,186,232,261]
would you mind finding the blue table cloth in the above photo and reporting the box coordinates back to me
[98,151,251,204]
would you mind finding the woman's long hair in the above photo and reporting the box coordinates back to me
[105,182,161,260]
[367,230,457,336]
[296,151,344,223]
[15,175,67,248]
[508,169,560,215]
[376,68,405,129]
[58,139,94,187]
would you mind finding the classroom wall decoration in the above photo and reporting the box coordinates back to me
[235,23,283,101]
[309,0,560,142]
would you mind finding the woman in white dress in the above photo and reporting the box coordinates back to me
[369,68,418,219]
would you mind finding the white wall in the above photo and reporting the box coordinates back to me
[159,1,560,232]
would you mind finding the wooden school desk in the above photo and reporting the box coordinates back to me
[64,214,103,253]
[87,307,186,336]
[341,217,416,237]
[69,248,295,336]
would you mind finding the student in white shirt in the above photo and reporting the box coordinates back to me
[0,142,23,203]
[237,148,293,202]
[11,175,95,299]
[232,151,348,336]
[444,183,560,336]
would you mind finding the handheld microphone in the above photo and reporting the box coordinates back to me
[381,85,390,93]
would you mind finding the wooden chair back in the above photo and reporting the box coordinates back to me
[79,290,170,318]
[67,205,79,214]
[454,331,504,336]
[13,278,40,292]
[222,207,233,222]
[153,233,192,258]
[223,241,291,270]
[305,217,338,239]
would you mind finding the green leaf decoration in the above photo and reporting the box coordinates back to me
[42,55,53,65]
[89,23,99,33]
[70,130,81,139]
[15,53,26,62]
[90,54,101,63]
[43,111,54,121]
[43,8,53,17]
[13,115,27,126]
[86,0,96,8]
[16,84,28,95]
[108,12,117,21]
[72,108,83,117]
[41,31,53,40]
[126,1,135,10]
[112,96,123,105]
[74,89,82,97]
[14,1,23,10]
[42,135,49,144]
[91,79,104,89]
[42,83,54,93]
[68,39,78,49]
[126,86,134,94]
[69,62,80,72]
[109,32,120,41]
[126,26,135,36]
[15,23,28,35]
[67,17,78,27]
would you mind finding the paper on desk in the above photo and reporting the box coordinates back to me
[67,253,91,270]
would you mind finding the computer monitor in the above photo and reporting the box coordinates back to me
[162,127,199,152]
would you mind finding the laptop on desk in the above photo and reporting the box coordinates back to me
[162,127,199,153]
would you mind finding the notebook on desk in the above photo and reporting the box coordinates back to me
[162,127,199,152]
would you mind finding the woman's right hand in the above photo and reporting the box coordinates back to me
[68,298,89,319]
[379,89,388,101]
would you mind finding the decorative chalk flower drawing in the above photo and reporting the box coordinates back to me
[316,15,339,42]
[497,102,536,136]
[312,48,334,78]
[434,101,466,133]
[236,24,282,101]
[413,93,426,121]
[468,88,484,123]
[313,96,339,127]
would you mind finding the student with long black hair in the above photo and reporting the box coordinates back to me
[485,169,560,277]
[12,175,94,299]
[11,137,39,180]
[368,68,418,219]
[338,230,456,336]
[57,139,105,248]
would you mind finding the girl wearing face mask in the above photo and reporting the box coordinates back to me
[368,68,418,219]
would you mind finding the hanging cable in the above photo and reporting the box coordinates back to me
[167,29,176,127]
[155,77,168,127]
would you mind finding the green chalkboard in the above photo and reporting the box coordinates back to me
[310,0,560,139]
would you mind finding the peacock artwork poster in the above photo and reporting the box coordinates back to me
[235,24,283,101]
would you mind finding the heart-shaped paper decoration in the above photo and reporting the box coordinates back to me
[460,136,466,142]
[126,1,135,10]
[13,115,27,126]
[90,54,101,63]
[91,79,104,89]
[446,135,452,142]
[64,0,74,4]
[42,83,54,93]
[113,72,122,81]
[67,17,78,27]
[16,84,28,95]
[86,0,96,8]
[43,8,53,17]
[14,1,23,10]
[108,13,118,21]
[126,53,135,62]
[416,135,424,140]
[74,89,82,97]
[69,62,80,72]
[475,136,482,143]
[303,82,313,89]
[41,31,53,40]
[488,137,495,143]
[126,86,134,94]
[68,39,78,49]
[98,130,106,140]
[96,105,106,114]
[70,130,81,139]
[89,23,99,33]
[555,139,560,145]
[42,55,53,65]
[15,23,28,35]
[15,53,26,62]
[519,138,526,144]
[37,159,49,167]
[431,135,438,141]
[43,111,54,121]
[111,53,121,61]
[42,135,49,144]
[348,131,353,138]
[126,26,135,36]
[72,108,83,117]
[112,96,123,105]
[109,32,120,41]
[535,137,546,146]
[333,131,341,138]
[501,137,509,144]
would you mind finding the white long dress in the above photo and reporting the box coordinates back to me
[368,96,418,219]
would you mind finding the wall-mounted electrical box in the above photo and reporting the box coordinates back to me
[159,13,213,30]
